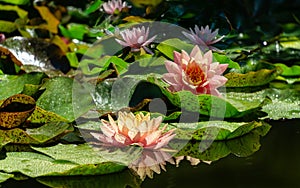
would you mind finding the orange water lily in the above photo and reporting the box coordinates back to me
[163,45,228,96]
[91,111,176,149]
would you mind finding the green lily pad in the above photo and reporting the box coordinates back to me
[169,121,269,141]
[156,38,194,59]
[225,68,282,87]
[0,172,14,183]
[0,72,45,100]
[174,122,270,161]
[0,144,125,178]
[274,63,300,77]
[0,122,73,144]
[37,77,93,122]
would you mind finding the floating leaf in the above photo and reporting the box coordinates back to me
[0,37,70,74]
[0,94,35,129]
[174,121,270,161]
[0,121,73,144]
[28,106,69,124]
[213,53,240,69]
[0,72,45,100]
[0,143,127,177]
[261,89,300,120]
[0,172,14,183]
[169,121,268,141]
[156,38,194,59]
[37,77,93,122]
[274,63,300,77]
[225,68,281,87]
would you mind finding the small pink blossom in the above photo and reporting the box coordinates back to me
[163,45,228,96]
[182,25,224,52]
[102,0,129,15]
[115,26,156,54]
[91,111,176,150]
[0,34,5,43]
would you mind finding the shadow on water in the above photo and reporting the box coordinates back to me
[1,119,300,188]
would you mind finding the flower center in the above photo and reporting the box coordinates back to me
[185,61,205,85]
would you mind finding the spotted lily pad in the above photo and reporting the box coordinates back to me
[0,94,36,129]
[0,122,73,144]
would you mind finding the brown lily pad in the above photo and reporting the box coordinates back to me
[0,94,36,129]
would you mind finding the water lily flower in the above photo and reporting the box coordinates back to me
[115,26,157,54]
[102,0,129,15]
[162,45,228,96]
[129,149,175,180]
[91,111,176,149]
[182,25,224,52]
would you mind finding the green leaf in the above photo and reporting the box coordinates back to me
[261,89,300,120]
[84,0,103,15]
[174,122,270,161]
[0,0,29,5]
[0,20,17,33]
[59,23,89,40]
[0,172,14,183]
[274,63,300,77]
[213,53,240,69]
[36,77,93,121]
[170,121,269,141]
[156,38,194,59]
[225,68,281,87]
[0,122,73,144]
[0,73,45,100]
[0,144,125,178]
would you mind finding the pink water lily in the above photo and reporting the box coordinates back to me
[91,111,176,150]
[115,26,157,53]
[102,0,129,15]
[182,25,224,52]
[163,45,228,96]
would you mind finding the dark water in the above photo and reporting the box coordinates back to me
[1,119,300,188]
[143,119,300,188]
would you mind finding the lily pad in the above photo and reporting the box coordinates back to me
[0,72,45,100]
[169,121,269,141]
[0,144,125,178]
[0,122,73,144]
[174,121,270,161]
[225,67,282,87]
[37,77,93,122]
[0,37,70,74]
[0,94,36,129]
[0,172,14,183]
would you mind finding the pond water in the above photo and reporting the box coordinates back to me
[1,119,299,188]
